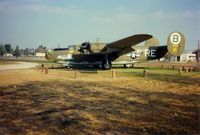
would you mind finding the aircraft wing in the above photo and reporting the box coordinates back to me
[102,34,153,55]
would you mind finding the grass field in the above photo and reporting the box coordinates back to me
[0,67,199,134]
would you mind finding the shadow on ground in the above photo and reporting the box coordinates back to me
[0,80,199,134]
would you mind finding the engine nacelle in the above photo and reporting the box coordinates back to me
[80,42,106,53]
[145,37,160,47]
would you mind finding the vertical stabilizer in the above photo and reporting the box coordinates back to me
[167,32,185,56]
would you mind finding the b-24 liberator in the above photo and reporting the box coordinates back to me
[46,32,185,70]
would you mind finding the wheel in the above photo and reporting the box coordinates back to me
[102,60,111,70]
[123,64,131,68]
[65,66,71,69]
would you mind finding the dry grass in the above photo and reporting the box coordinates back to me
[0,61,16,65]
[0,68,199,135]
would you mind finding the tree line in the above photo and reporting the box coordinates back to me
[0,44,47,57]
[0,44,20,57]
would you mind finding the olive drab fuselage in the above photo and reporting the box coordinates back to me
[46,32,185,69]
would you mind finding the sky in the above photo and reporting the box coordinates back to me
[0,0,199,50]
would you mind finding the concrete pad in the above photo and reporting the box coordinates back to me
[0,62,39,71]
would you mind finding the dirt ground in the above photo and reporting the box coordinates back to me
[0,67,199,135]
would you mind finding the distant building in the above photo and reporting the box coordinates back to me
[3,53,13,57]
[19,49,25,56]
[180,52,196,62]
[161,55,178,62]
[161,51,196,62]
[19,48,35,57]
[35,45,46,57]
[36,52,46,57]
[193,49,200,62]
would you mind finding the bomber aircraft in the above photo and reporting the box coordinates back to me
[45,32,185,70]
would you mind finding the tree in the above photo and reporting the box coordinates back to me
[14,45,20,57]
[36,45,47,53]
[0,44,6,56]
[38,45,47,50]
[4,44,13,53]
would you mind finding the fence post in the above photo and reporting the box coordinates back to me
[179,68,182,75]
[41,67,44,72]
[185,68,188,74]
[74,71,78,79]
[35,66,38,71]
[172,65,175,70]
[188,68,192,72]
[45,67,48,74]
[194,67,197,72]
[41,64,44,72]
[182,66,185,71]
[161,65,163,69]
[112,70,116,79]
[143,70,147,77]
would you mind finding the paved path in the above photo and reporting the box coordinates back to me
[0,62,39,71]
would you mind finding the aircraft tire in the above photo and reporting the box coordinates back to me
[65,66,71,69]
[124,64,131,68]
[102,60,111,70]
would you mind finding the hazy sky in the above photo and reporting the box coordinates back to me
[0,0,199,50]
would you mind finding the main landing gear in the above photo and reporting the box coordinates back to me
[102,60,111,70]
[123,64,132,68]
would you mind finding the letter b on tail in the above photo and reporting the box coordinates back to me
[167,32,185,56]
